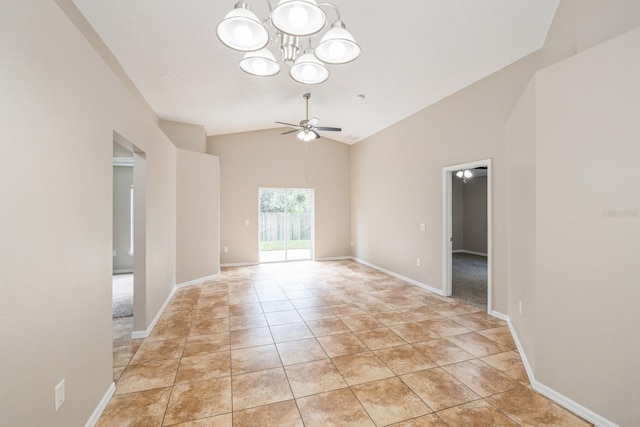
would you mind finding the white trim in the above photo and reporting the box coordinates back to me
[452,249,487,257]
[84,382,115,427]
[315,256,352,261]
[112,269,133,274]
[490,310,508,322]
[531,381,618,427]
[177,274,219,288]
[352,258,444,296]
[221,262,258,268]
[505,317,618,427]
[131,285,177,339]
[112,157,134,167]
[442,159,493,314]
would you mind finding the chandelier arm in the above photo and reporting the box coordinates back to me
[318,2,340,21]
[262,0,273,14]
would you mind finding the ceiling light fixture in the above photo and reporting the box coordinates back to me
[456,169,473,183]
[216,0,361,84]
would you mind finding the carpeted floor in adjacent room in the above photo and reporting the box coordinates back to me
[113,273,133,318]
[452,253,487,310]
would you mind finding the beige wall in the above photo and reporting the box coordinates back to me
[533,28,640,426]
[351,50,535,311]
[505,79,538,371]
[208,128,351,264]
[451,176,488,254]
[462,176,488,254]
[113,165,134,271]
[160,120,207,153]
[452,178,464,251]
[0,1,177,426]
[176,149,220,284]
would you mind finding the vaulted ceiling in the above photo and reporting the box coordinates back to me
[72,0,559,144]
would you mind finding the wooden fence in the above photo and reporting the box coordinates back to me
[259,212,312,241]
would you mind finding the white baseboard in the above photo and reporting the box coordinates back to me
[112,269,133,274]
[177,273,219,288]
[351,257,444,296]
[490,310,508,322]
[221,262,258,268]
[85,382,115,427]
[506,317,617,427]
[131,285,177,339]
[452,249,487,257]
[315,256,352,261]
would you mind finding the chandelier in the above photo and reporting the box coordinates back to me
[216,0,361,85]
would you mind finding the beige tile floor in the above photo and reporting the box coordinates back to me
[102,260,591,427]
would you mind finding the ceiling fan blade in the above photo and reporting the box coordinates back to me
[312,130,321,139]
[314,126,342,132]
[308,117,319,127]
[281,129,300,135]
[275,121,299,128]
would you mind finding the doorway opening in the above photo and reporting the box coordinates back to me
[113,132,147,339]
[113,143,134,320]
[259,188,314,263]
[442,159,492,313]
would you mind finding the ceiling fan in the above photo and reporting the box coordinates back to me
[277,93,341,142]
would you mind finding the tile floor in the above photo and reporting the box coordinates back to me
[102,260,591,426]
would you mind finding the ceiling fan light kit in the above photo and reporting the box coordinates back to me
[277,93,342,141]
[216,0,361,84]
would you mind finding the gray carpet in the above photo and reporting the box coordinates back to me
[452,253,487,310]
[112,273,133,318]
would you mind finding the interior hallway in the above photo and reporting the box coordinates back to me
[103,260,590,426]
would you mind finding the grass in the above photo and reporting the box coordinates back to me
[260,240,311,251]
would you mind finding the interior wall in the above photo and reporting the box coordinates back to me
[533,28,640,426]
[112,165,133,272]
[160,120,207,153]
[462,176,488,254]
[0,1,177,426]
[176,149,220,284]
[574,0,640,52]
[505,79,538,371]
[208,128,351,264]
[350,47,542,311]
[451,178,464,251]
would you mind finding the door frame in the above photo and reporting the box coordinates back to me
[442,159,492,313]
[258,187,315,263]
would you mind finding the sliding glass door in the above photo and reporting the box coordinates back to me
[259,188,313,263]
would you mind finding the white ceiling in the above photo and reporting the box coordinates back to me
[72,0,559,144]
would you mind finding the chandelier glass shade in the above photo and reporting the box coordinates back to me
[216,0,361,84]
[315,20,361,64]
[239,48,282,76]
[216,3,270,51]
[290,47,329,84]
[271,0,326,36]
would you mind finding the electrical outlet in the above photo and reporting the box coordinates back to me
[223,247,228,253]
[416,258,421,266]
[112,250,116,257]
[350,241,353,247]
[419,224,426,231]
[55,380,65,411]
[519,300,523,315]
[245,219,249,226]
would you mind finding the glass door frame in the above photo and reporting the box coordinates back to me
[258,187,315,263]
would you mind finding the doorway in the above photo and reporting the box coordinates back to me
[113,143,134,320]
[259,188,314,263]
[442,159,492,313]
